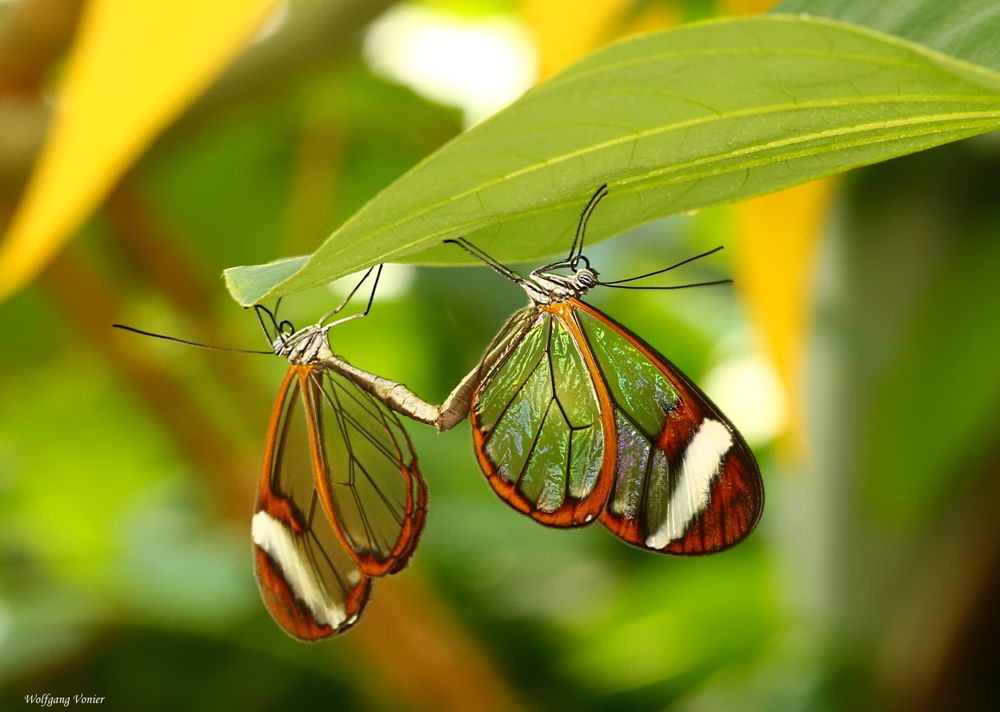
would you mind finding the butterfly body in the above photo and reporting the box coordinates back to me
[270,323,334,364]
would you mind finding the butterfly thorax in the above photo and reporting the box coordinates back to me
[521,265,599,305]
[272,324,333,365]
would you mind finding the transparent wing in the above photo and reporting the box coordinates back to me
[303,366,427,575]
[253,368,370,641]
[471,305,615,526]
[572,299,763,554]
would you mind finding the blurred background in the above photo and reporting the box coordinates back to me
[1,0,998,710]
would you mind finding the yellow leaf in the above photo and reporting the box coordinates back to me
[523,0,678,80]
[730,178,835,458]
[725,0,800,458]
[719,0,779,15]
[0,0,278,302]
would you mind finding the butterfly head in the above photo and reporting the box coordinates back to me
[524,255,601,304]
[271,322,333,365]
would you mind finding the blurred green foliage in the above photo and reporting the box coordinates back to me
[1,1,998,710]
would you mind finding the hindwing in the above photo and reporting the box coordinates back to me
[300,365,427,575]
[571,299,763,554]
[469,297,762,555]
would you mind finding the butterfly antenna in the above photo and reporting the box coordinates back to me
[569,184,609,268]
[112,323,273,354]
[444,238,522,284]
[599,245,726,286]
[601,278,733,291]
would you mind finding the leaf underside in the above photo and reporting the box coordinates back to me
[224,14,1000,306]
[777,0,1000,73]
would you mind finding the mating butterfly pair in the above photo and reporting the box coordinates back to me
[243,186,763,640]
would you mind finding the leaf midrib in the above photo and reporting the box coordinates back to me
[546,49,952,92]
[555,14,1000,85]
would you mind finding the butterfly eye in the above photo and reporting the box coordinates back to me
[578,269,598,287]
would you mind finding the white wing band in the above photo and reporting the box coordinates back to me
[646,419,732,549]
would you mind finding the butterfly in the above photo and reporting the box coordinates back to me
[116,266,427,640]
[444,186,763,554]
[249,266,427,640]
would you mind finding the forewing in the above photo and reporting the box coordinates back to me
[573,299,763,554]
[253,368,370,641]
[303,366,427,576]
[471,305,615,526]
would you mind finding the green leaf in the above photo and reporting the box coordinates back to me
[775,0,1000,73]
[224,15,1000,306]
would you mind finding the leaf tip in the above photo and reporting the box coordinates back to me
[222,254,308,306]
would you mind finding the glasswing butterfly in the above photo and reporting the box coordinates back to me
[115,266,427,640]
[444,186,763,554]
[247,266,429,640]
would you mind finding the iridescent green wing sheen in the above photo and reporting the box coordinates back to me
[470,304,615,526]
[252,368,370,641]
[303,366,427,576]
[572,299,763,554]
